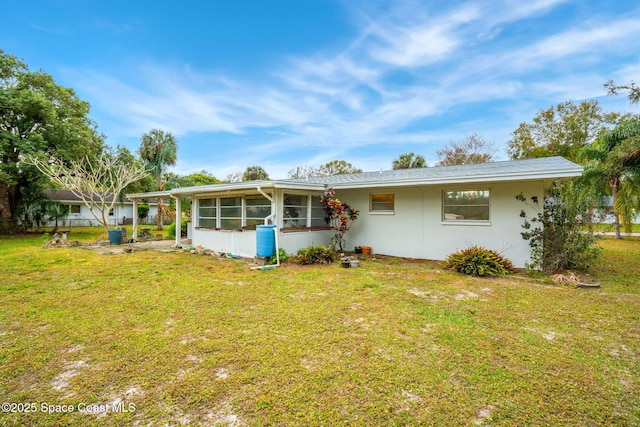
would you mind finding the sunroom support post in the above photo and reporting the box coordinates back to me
[174,195,181,248]
[132,199,138,240]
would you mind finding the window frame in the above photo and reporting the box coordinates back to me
[369,193,395,214]
[245,195,272,229]
[282,192,330,230]
[195,194,272,230]
[197,198,217,228]
[441,189,491,224]
[283,193,309,228]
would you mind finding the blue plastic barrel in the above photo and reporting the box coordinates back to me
[256,224,276,257]
[108,229,122,245]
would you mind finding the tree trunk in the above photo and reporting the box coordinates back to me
[156,175,164,230]
[611,181,621,240]
[0,183,16,234]
[157,199,164,230]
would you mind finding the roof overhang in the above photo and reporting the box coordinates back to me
[126,190,172,200]
[328,168,584,189]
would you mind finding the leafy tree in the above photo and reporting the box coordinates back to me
[161,171,219,218]
[579,117,640,239]
[46,201,70,233]
[242,165,269,181]
[507,100,626,163]
[27,152,149,236]
[0,49,103,233]
[318,160,362,176]
[320,187,359,251]
[184,171,220,186]
[139,129,178,230]
[18,189,49,231]
[392,152,427,169]
[436,134,495,166]
[113,145,155,196]
[605,80,640,104]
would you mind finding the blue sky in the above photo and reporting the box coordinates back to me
[3,0,640,179]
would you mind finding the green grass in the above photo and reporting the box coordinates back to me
[1,234,639,426]
[588,223,640,233]
[31,224,171,244]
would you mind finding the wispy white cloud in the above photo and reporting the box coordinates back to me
[69,0,640,178]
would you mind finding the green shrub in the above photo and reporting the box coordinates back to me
[442,246,513,277]
[269,248,289,265]
[167,218,189,238]
[296,244,337,265]
[516,186,601,273]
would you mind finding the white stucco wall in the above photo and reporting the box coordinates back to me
[338,181,544,268]
[187,181,544,266]
[192,228,257,257]
[278,230,333,255]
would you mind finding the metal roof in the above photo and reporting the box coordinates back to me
[284,156,583,188]
[127,157,583,198]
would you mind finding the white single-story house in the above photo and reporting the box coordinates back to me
[44,189,159,227]
[591,196,640,224]
[127,157,583,267]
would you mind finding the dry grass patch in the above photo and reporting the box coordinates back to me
[0,235,638,426]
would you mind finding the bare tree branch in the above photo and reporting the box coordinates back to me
[25,153,149,235]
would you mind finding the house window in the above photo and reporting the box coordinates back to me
[443,190,490,221]
[283,194,327,228]
[198,198,217,228]
[69,205,81,214]
[283,194,308,228]
[220,197,242,229]
[370,193,394,213]
[245,196,271,228]
[310,196,326,226]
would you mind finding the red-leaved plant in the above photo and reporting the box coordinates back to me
[320,187,359,251]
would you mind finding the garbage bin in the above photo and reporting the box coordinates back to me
[108,229,122,245]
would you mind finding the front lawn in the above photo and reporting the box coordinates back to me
[0,235,638,426]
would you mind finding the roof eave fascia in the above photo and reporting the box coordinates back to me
[168,180,326,198]
[328,169,584,189]
[126,190,172,200]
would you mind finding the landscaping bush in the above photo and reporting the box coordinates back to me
[516,186,601,273]
[443,245,513,277]
[296,244,337,265]
[269,248,289,265]
[167,218,189,238]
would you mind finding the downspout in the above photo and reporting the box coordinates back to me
[256,186,276,225]
[254,186,280,269]
[170,194,181,248]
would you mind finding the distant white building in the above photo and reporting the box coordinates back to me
[591,196,640,224]
[44,189,159,227]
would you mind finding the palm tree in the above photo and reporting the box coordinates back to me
[242,165,269,181]
[139,129,178,230]
[392,152,426,170]
[579,117,640,239]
